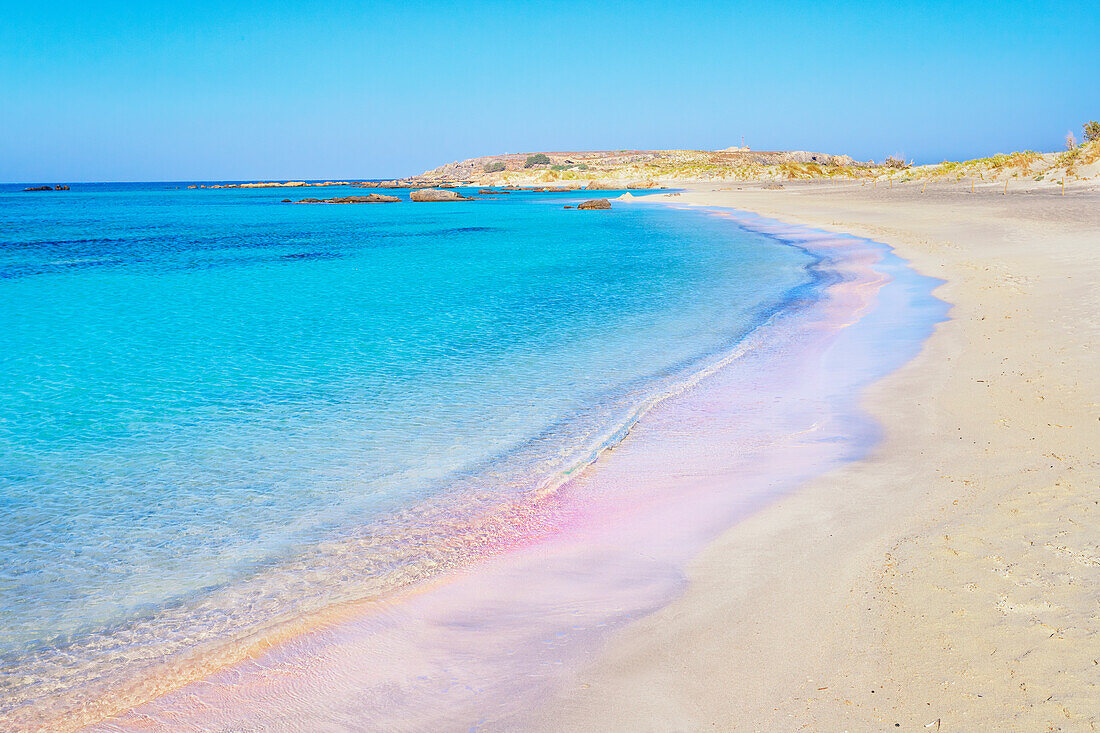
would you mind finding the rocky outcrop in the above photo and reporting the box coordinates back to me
[208,181,357,189]
[414,148,866,186]
[577,198,611,210]
[409,188,473,202]
[478,188,510,195]
[188,181,387,190]
[355,180,419,189]
[294,194,400,204]
[24,185,68,191]
[783,151,857,166]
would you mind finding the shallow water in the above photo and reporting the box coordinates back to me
[93,209,949,732]
[0,184,817,726]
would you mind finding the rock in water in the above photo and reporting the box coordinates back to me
[577,198,611,210]
[23,185,54,191]
[294,194,401,204]
[410,188,474,202]
[331,194,401,203]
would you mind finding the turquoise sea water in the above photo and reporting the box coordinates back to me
[0,183,815,716]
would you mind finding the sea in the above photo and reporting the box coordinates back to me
[0,182,821,725]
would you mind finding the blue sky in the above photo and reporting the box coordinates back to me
[3,0,1098,182]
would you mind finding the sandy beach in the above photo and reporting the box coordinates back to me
[75,182,1097,732]
[538,182,1100,731]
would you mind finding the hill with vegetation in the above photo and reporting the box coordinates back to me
[408,123,1100,191]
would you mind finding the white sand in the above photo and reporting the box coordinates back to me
[536,182,1100,731]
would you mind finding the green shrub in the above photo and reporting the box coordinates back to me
[524,153,551,168]
[483,161,506,173]
[1084,120,1100,144]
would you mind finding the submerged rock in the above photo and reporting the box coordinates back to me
[577,198,611,210]
[294,194,401,204]
[410,188,473,202]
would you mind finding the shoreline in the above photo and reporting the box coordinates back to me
[87,205,946,730]
[2,200,818,732]
[537,183,1100,730]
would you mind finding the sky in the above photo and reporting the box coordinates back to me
[2,0,1098,182]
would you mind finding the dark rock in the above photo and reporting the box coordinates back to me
[577,198,611,210]
[54,185,70,190]
[478,188,510,195]
[281,198,292,202]
[563,205,574,209]
[23,185,54,192]
[410,188,473,202]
